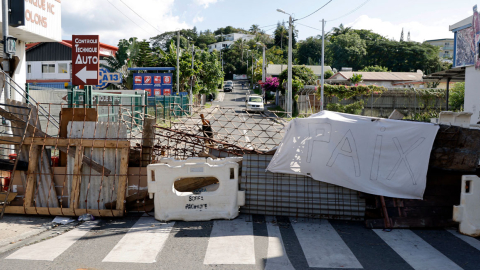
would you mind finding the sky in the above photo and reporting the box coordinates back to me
[61,0,478,46]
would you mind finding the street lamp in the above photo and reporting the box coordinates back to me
[256,42,266,83]
[277,8,293,117]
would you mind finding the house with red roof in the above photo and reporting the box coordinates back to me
[26,40,118,87]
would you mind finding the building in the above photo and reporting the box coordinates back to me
[26,41,118,87]
[0,1,62,101]
[326,71,424,88]
[266,64,332,79]
[447,6,480,124]
[425,38,454,61]
[207,33,255,52]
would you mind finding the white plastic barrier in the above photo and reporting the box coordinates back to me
[147,157,245,221]
[438,111,473,128]
[453,175,480,237]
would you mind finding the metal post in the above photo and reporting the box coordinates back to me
[190,45,194,112]
[446,77,451,111]
[287,16,293,117]
[262,45,266,83]
[321,19,325,111]
[176,31,180,94]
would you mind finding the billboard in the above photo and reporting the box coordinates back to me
[133,73,173,97]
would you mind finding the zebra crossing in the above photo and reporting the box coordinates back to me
[2,215,480,270]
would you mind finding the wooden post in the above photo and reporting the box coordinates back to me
[70,146,84,209]
[141,116,155,167]
[24,145,41,207]
[116,147,130,212]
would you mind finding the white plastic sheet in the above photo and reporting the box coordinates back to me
[266,111,439,199]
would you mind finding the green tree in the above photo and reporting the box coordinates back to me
[349,73,363,84]
[297,36,324,65]
[328,32,367,70]
[360,65,389,72]
[278,66,316,96]
[449,82,465,111]
[331,24,351,37]
[324,70,334,79]
[249,24,260,34]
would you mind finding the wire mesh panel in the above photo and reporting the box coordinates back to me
[240,154,366,220]
[0,103,31,218]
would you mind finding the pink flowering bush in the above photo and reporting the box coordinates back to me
[262,77,280,92]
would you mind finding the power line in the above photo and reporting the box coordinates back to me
[259,24,277,29]
[296,22,322,32]
[118,0,163,34]
[327,0,371,22]
[295,0,333,21]
[105,0,152,35]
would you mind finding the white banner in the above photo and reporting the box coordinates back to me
[267,111,439,199]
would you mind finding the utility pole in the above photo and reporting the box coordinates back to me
[321,19,325,111]
[262,45,266,83]
[190,45,194,110]
[287,15,293,117]
[176,31,180,94]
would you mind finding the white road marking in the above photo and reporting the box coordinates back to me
[291,218,362,268]
[204,216,255,265]
[447,229,480,251]
[374,229,462,270]
[6,221,99,261]
[102,217,174,263]
[265,218,294,270]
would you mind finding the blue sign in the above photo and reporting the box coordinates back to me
[133,73,173,97]
[96,68,123,89]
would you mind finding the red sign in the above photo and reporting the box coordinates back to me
[144,76,152,84]
[134,76,142,84]
[154,89,161,96]
[164,76,172,84]
[154,76,162,84]
[72,35,100,85]
[163,89,171,96]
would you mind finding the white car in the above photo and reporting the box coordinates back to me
[245,95,264,112]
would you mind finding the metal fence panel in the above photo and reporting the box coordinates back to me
[240,154,366,220]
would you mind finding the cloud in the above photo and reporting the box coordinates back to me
[193,16,204,23]
[347,15,456,42]
[195,0,218,8]
[61,0,190,46]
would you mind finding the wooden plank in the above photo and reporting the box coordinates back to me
[59,108,98,166]
[0,106,112,176]
[70,146,84,209]
[116,147,130,212]
[24,145,41,207]
[0,137,130,148]
[2,206,123,217]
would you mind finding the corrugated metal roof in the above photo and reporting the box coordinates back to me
[329,71,423,82]
[449,16,473,31]
[266,64,332,76]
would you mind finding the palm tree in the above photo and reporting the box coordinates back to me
[331,24,352,37]
[249,24,260,34]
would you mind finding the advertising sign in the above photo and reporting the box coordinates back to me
[72,35,100,85]
[133,73,173,97]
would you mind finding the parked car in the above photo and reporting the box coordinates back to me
[245,95,264,112]
[223,81,234,92]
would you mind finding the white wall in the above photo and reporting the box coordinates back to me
[464,66,480,124]
[27,61,71,81]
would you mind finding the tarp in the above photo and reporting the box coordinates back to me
[266,111,440,199]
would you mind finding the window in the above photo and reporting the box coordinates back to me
[445,51,449,54]
[27,65,31,74]
[42,64,55,73]
[445,42,449,45]
[58,63,68,73]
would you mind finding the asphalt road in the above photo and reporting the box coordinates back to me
[208,81,284,150]
[1,213,480,270]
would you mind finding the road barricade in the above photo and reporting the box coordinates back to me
[147,157,244,221]
[453,175,480,237]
